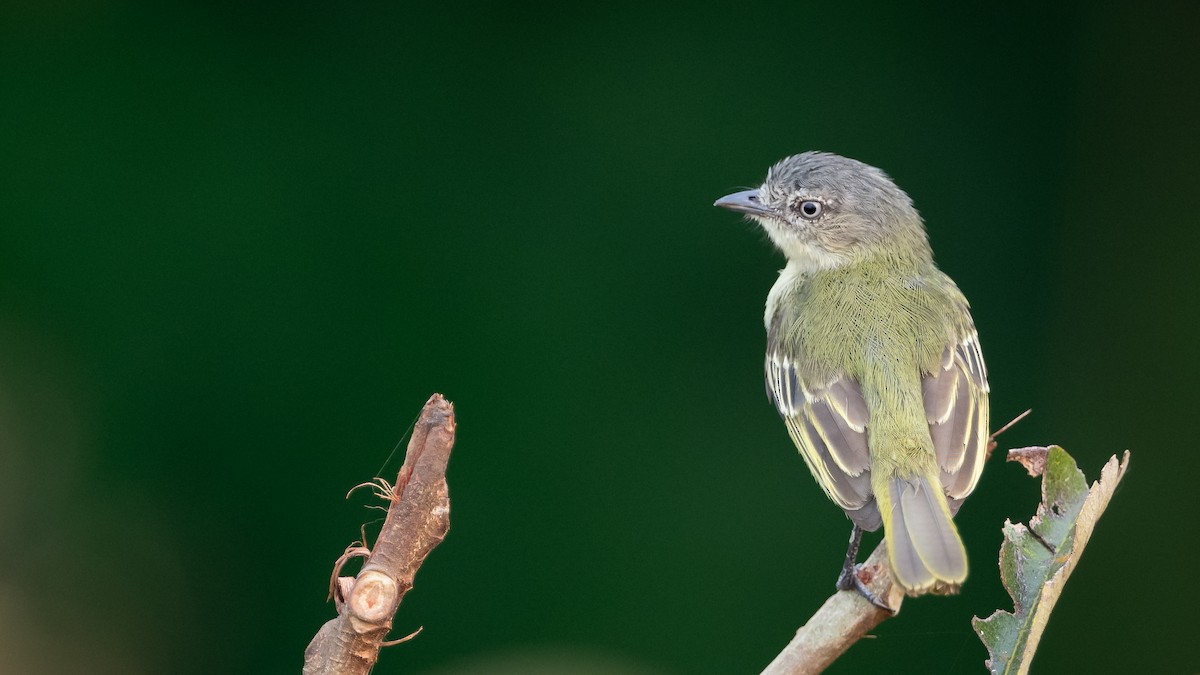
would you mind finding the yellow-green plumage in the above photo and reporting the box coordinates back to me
[719,152,989,596]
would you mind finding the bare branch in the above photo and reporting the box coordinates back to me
[303,394,455,675]
[761,543,903,675]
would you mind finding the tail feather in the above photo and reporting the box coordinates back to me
[883,475,968,595]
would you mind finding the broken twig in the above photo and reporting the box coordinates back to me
[303,394,455,675]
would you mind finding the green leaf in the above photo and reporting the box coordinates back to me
[972,446,1130,675]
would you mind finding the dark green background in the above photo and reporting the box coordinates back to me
[2,2,1195,673]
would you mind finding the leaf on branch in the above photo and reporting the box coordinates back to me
[972,446,1130,675]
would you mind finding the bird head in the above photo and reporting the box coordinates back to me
[715,151,930,271]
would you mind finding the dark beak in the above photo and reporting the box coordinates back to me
[713,189,771,216]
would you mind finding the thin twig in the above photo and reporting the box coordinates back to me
[986,409,1031,459]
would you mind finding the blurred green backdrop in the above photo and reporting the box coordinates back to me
[1,2,1196,673]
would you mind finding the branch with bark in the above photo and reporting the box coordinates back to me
[761,542,903,675]
[303,394,455,675]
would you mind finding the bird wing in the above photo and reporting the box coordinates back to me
[765,349,878,528]
[922,330,990,507]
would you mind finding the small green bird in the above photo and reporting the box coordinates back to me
[715,152,989,600]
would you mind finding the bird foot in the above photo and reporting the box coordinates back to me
[836,563,896,613]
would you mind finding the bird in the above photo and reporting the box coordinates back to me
[715,152,989,602]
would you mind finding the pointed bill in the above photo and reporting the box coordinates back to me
[714,189,771,216]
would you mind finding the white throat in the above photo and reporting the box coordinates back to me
[754,215,847,275]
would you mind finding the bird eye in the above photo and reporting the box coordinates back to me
[797,200,822,220]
